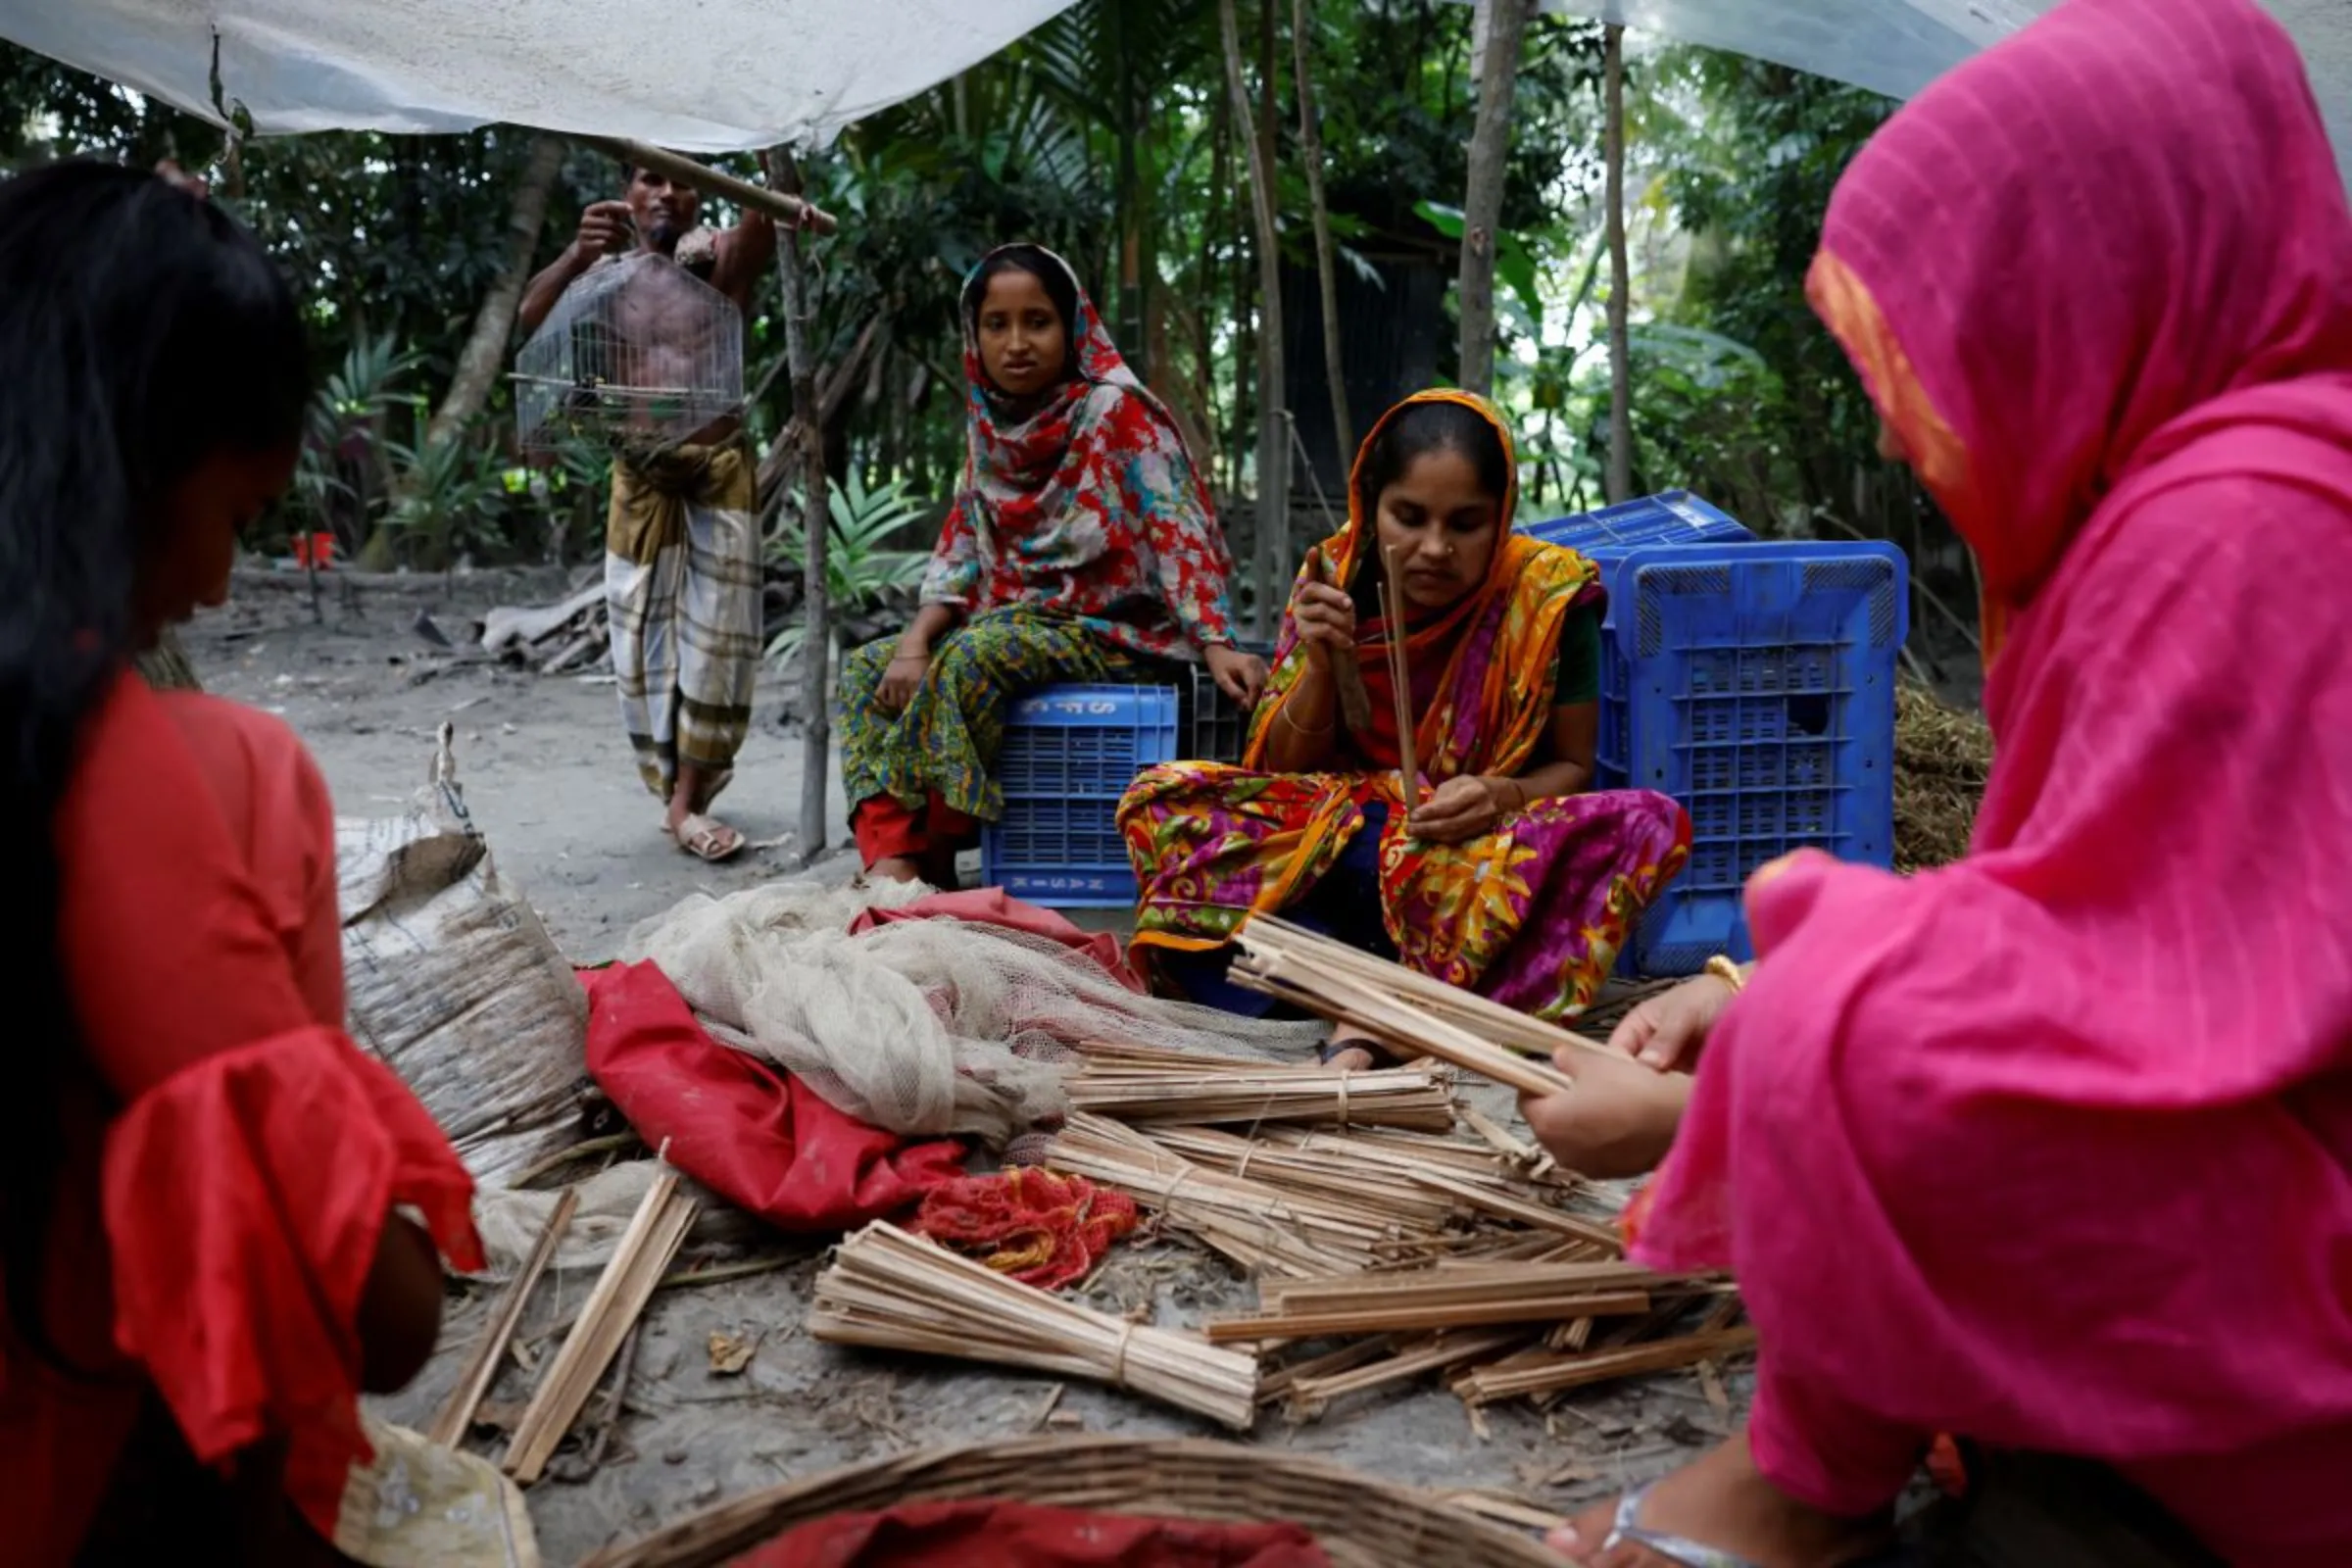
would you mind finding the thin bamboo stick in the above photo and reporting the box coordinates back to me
[1451,1326,1758,1405]
[1233,927,1574,1097]
[1380,544,1421,813]
[1237,914,1615,1066]
[1285,1328,1530,1418]
[505,1173,695,1484]
[1258,1261,1657,1314]
[1207,1288,1651,1345]
[1068,1065,1454,1132]
[429,1186,579,1446]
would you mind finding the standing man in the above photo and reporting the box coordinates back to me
[520,161,775,861]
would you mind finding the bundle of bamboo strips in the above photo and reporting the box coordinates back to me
[809,1222,1258,1430]
[1228,918,1599,1094]
[1067,1063,1455,1132]
[1046,1114,1394,1276]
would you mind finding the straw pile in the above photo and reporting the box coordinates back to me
[1893,681,1993,871]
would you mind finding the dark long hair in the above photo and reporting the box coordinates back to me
[0,163,309,1354]
[1352,397,1510,522]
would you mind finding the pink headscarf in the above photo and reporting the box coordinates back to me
[1631,1,2352,1558]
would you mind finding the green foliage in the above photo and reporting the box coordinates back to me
[1640,49,1896,518]
[763,473,935,678]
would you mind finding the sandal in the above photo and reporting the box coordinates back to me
[1586,1482,1917,1568]
[1317,1035,1402,1068]
[1592,1482,1765,1568]
[669,812,745,863]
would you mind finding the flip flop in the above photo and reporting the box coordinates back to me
[670,812,744,863]
[1593,1482,1765,1568]
[1586,1484,1919,1568]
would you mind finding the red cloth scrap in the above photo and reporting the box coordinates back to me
[907,1168,1139,1290]
[583,962,965,1231]
[729,1498,1333,1568]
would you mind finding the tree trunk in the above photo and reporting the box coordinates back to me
[765,149,832,864]
[1603,23,1635,505]
[1293,0,1351,470]
[134,626,201,692]
[1457,0,1531,397]
[360,134,564,569]
[1221,0,1289,642]
[428,134,565,452]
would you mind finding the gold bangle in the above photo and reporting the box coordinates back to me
[1280,702,1334,738]
[1704,956,1747,994]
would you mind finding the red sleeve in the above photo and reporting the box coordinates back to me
[53,674,479,1507]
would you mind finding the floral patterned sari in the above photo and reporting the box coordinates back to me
[1117,391,1690,1020]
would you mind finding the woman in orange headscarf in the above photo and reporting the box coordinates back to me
[1533,1,2352,1563]
[1119,392,1690,1054]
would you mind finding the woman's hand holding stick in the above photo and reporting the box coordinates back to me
[1380,545,1421,815]
[1302,553,1376,734]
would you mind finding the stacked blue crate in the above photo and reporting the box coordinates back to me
[1517,492,1756,790]
[1612,541,1907,973]
[981,684,1180,907]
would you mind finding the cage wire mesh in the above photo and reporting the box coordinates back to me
[514,252,745,454]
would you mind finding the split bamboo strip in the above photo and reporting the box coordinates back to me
[1545,1317,1595,1352]
[1284,1328,1530,1419]
[1059,1116,1409,1242]
[809,1223,1258,1429]
[1380,546,1422,815]
[1234,914,1616,1067]
[505,1173,695,1483]
[1451,1326,1759,1405]
[429,1186,579,1446]
[1207,1288,1650,1346]
[1256,1336,1396,1405]
[1068,1065,1455,1132]
[1405,1169,1626,1250]
[1231,919,1577,1095]
[1142,1126,1462,1229]
[1047,1129,1364,1277]
[1257,1260,1657,1314]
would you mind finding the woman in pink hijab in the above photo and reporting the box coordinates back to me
[1541,0,2352,1563]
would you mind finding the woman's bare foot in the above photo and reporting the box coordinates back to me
[1318,1021,1387,1074]
[1547,1434,1891,1567]
[868,855,924,884]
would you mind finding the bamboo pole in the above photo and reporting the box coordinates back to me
[585,137,838,234]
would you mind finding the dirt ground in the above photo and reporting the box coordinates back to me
[187,566,1728,1566]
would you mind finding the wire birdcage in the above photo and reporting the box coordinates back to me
[513,252,745,454]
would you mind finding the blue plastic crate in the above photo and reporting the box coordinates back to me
[1612,541,1908,976]
[1518,492,1758,792]
[1520,490,1754,557]
[983,683,1180,907]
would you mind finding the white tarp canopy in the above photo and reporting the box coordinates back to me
[1524,0,2352,171]
[0,0,1083,152]
[3,0,2348,167]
